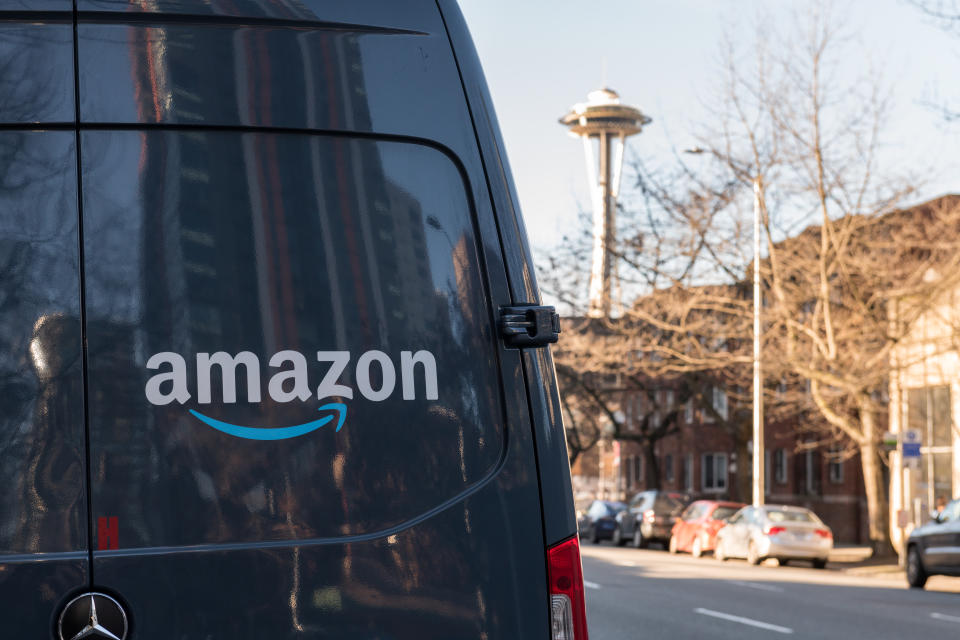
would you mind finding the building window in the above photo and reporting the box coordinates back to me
[712,387,728,420]
[635,455,643,488]
[664,454,675,483]
[774,449,788,484]
[828,447,844,484]
[702,453,727,492]
[804,450,820,496]
[682,453,693,492]
[907,386,953,507]
[764,450,771,496]
[684,399,694,423]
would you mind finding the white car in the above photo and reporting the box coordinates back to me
[715,504,833,568]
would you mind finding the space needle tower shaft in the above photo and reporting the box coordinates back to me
[560,88,650,318]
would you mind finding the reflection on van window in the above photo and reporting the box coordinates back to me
[81,130,504,547]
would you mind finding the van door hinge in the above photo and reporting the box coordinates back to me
[499,305,561,348]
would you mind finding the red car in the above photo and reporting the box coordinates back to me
[669,500,746,557]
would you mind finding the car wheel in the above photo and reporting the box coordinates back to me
[906,546,928,589]
[778,558,789,567]
[612,527,625,547]
[632,528,646,549]
[747,541,761,566]
[668,536,678,554]
[715,539,728,562]
[812,558,827,570]
[691,537,703,559]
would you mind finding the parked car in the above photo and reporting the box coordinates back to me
[613,491,691,548]
[906,497,960,588]
[579,500,628,544]
[715,504,833,567]
[669,500,746,557]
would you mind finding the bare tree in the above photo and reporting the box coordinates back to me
[545,1,960,553]
[908,0,960,121]
[661,4,960,553]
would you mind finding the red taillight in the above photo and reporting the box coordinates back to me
[548,536,589,640]
[765,526,786,535]
[644,509,656,523]
[814,528,832,539]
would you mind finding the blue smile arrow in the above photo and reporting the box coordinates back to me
[189,402,347,440]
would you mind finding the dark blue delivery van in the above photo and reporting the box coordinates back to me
[0,1,585,638]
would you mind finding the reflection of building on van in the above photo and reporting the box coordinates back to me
[1,3,578,639]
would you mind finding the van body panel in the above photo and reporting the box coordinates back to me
[435,0,539,305]
[0,131,89,634]
[78,0,432,33]
[93,453,545,638]
[436,0,577,544]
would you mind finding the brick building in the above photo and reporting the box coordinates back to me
[612,390,870,543]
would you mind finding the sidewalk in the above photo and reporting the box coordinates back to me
[827,545,903,579]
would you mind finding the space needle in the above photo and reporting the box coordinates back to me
[560,88,650,317]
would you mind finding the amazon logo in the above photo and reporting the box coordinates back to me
[144,349,438,440]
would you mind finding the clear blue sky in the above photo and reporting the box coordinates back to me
[458,0,960,254]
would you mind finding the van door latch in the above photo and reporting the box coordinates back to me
[499,305,561,348]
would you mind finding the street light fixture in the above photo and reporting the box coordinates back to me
[684,148,765,506]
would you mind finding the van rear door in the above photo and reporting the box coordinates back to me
[0,4,89,637]
[76,2,549,638]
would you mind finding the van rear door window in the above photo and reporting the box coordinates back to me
[80,130,504,547]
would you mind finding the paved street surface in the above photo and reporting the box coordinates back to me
[582,543,960,639]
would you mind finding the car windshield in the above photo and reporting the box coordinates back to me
[603,502,626,516]
[766,509,818,523]
[711,506,739,521]
[656,494,688,514]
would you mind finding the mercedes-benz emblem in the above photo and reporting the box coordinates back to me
[58,592,129,640]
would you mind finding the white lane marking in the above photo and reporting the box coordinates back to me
[618,561,636,567]
[583,580,602,590]
[694,608,793,634]
[931,612,960,623]
[726,580,784,593]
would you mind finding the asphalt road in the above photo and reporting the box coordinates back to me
[581,542,960,639]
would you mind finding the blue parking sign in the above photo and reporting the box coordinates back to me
[903,429,922,458]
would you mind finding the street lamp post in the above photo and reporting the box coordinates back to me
[684,148,765,506]
[752,178,765,507]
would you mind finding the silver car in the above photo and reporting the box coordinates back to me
[715,504,833,568]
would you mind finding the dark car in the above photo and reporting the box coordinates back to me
[0,2,584,639]
[906,497,960,588]
[613,491,691,548]
[579,500,627,544]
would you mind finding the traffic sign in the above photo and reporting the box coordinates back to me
[903,428,922,459]
[903,442,922,458]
